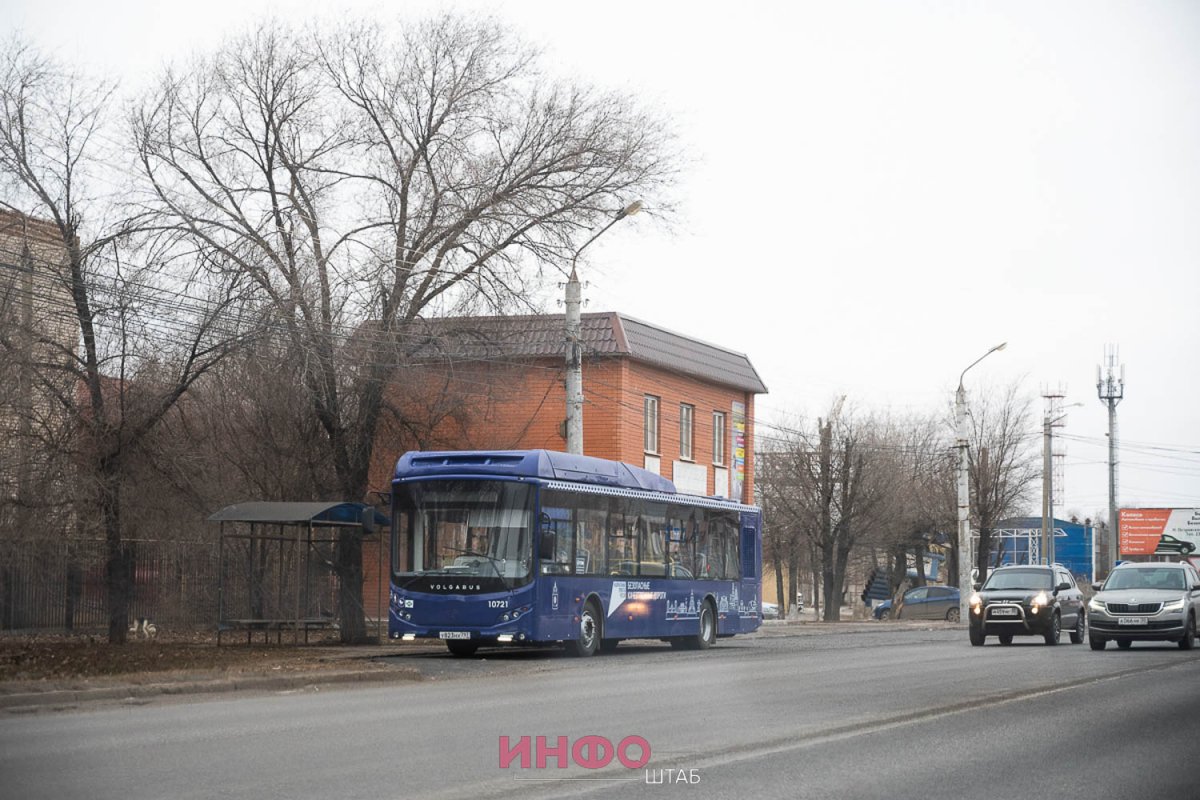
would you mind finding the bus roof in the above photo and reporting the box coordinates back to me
[394,450,672,492]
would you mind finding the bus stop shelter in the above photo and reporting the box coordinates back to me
[209,502,389,644]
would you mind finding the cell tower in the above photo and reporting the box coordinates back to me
[1041,387,1067,565]
[1097,345,1125,579]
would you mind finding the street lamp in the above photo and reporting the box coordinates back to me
[565,201,642,455]
[1041,402,1083,566]
[957,341,1006,621]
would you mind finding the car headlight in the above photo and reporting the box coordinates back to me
[1088,598,1105,613]
[1162,598,1185,612]
[1030,591,1049,612]
[969,594,983,614]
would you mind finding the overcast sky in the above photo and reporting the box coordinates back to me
[6,0,1199,519]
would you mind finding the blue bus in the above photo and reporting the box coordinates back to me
[388,450,763,656]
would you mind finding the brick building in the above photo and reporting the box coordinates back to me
[0,210,75,537]
[368,311,767,503]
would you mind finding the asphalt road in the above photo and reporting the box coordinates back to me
[2,625,1198,799]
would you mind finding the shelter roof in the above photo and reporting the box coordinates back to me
[208,502,388,529]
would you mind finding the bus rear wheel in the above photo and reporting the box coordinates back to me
[694,601,717,650]
[567,601,601,657]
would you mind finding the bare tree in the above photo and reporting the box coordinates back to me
[133,16,676,641]
[869,414,957,608]
[755,401,897,621]
[962,382,1040,583]
[756,443,807,616]
[0,39,244,642]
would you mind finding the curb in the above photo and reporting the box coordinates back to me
[0,667,420,712]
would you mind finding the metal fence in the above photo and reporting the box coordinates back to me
[0,538,221,632]
[217,533,341,628]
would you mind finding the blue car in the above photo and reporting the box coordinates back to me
[874,585,961,622]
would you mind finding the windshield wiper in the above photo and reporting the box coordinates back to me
[443,546,507,583]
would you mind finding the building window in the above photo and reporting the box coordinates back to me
[680,403,694,461]
[643,395,660,454]
[712,411,726,466]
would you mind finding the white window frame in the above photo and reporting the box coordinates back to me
[712,411,727,467]
[680,403,694,461]
[643,395,660,455]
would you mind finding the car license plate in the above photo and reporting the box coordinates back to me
[992,606,1018,616]
[1117,617,1148,626]
[439,631,472,639]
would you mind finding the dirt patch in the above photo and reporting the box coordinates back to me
[0,631,394,693]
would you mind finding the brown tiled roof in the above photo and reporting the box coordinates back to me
[412,312,767,394]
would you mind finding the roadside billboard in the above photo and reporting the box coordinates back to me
[1119,508,1200,557]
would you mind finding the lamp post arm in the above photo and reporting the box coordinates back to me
[958,341,1007,389]
[570,213,628,276]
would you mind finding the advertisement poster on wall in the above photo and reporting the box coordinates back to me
[731,401,746,503]
[1118,508,1200,557]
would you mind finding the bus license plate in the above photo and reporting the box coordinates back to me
[992,607,1018,616]
[1117,617,1147,626]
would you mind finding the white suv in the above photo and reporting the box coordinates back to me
[1087,562,1200,651]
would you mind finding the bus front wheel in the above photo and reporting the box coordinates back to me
[567,601,601,657]
[446,640,479,657]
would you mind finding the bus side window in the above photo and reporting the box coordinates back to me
[539,502,577,575]
[575,503,607,576]
[712,512,739,580]
[639,508,668,577]
[696,513,718,579]
[665,507,694,579]
[607,504,638,575]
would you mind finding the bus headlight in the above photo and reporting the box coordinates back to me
[499,605,531,624]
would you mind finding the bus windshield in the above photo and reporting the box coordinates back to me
[393,480,535,590]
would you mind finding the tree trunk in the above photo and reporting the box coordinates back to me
[101,469,129,644]
[773,554,786,616]
[787,555,800,616]
[890,545,907,597]
[947,537,959,589]
[336,531,369,643]
[810,563,821,620]
[976,527,992,588]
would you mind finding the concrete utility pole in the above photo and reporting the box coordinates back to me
[1041,397,1080,566]
[956,342,1007,621]
[1097,346,1125,578]
[565,201,641,455]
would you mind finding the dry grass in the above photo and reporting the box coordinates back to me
[0,631,393,691]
